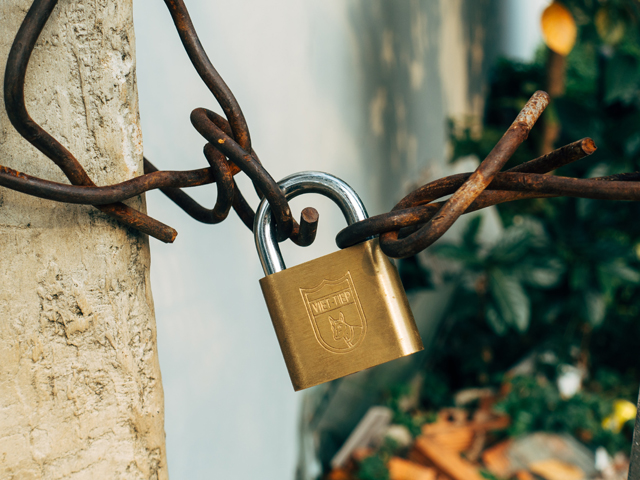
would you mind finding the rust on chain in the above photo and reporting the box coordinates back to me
[335,138,598,250]
[3,1,640,258]
[2,0,317,246]
[3,0,178,242]
[376,91,550,258]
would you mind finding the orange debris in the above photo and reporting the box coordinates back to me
[388,457,437,480]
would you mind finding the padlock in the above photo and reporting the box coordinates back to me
[254,171,424,391]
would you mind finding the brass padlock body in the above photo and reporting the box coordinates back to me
[260,239,423,391]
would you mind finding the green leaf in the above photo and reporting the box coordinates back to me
[625,132,640,158]
[570,262,591,291]
[583,289,607,327]
[357,455,389,480]
[433,244,478,264]
[489,269,531,332]
[463,216,482,248]
[480,471,503,480]
[486,304,508,336]
[600,261,640,284]
[605,54,640,105]
[488,226,531,264]
[523,259,565,288]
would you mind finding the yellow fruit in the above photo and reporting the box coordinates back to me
[541,2,578,56]
[602,399,637,433]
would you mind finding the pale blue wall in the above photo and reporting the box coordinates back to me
[499,0,549,61]
[134,2,373,479]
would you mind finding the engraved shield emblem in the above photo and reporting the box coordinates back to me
[300,272,367,353]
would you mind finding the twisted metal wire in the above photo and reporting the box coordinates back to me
[3,0,317,245]
[3,0,640,258]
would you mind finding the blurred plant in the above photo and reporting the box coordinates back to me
[355,439,401,480]
[396,0,640,457]
[435,0,640,362]
[356,456,389,480]
[433,216,565,335]
[479,472,503,480]
[385,383,424,437]
[496,375,633,454]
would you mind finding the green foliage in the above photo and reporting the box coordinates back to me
[563,0,640,49]
[356,456,389,480]
[386,383,424,437]
[419,371,453,410]
[433,217,564,335]
[439,0,640,341]
[479,471,505,480]
[495,375,632,454]
[355,439,402,480]
[397,0,640,456]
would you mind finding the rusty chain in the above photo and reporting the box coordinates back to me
[3,0,640,259]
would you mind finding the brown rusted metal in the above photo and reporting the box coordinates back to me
[189,108,294,241]
[507,138,596,173]
[293,207,320,247]
[377,91,550,258]
[1,0,305,245]
[3,0,178,243]
[336,137,599,249]
[163,0,252,155]
[142,158,230,224]
[4,1,640,259]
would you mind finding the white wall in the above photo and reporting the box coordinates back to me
[132,0,508,478]
[499,0,550,61]
[133,2,372,479]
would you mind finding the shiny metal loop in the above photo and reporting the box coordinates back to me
[254,171,368,276]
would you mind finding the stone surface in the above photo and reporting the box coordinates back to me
[0,0,167,478]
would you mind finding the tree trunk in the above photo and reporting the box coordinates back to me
[0,0,168,478]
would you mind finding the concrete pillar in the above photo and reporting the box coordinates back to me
[0,0,167,477]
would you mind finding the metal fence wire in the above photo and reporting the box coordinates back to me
[4,0,640,259]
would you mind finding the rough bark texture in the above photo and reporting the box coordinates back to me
[0,0,168,478]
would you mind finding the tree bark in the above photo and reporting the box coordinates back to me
[0,0,168,478]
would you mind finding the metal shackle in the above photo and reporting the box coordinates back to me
[254,171,369,276]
